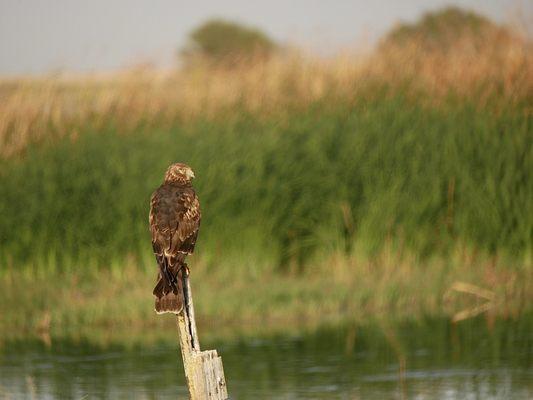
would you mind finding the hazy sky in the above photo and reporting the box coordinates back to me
[0,0,528,76]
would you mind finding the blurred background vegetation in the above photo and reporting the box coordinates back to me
[0,7,531,339]
[181,18,277,66]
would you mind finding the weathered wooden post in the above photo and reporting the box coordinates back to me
[175,270,228,399]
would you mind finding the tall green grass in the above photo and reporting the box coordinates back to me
[0,94,530,272]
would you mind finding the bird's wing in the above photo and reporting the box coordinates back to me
[171,189,201,255]
[150,185,201,258]
[149,189,168,269]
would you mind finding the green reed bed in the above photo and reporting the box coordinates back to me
[1,95,530,268]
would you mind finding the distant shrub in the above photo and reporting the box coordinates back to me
[181,19,276,66]
[380,7,517,52]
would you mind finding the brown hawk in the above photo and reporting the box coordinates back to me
[149,163,201,314]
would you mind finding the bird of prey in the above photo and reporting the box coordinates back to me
[149,163,201,314]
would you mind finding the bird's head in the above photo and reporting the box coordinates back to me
[164,163,196,184]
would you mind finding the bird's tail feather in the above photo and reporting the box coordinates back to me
[155,291,183,314]
[153,272,183,314]
[153,275,175,296]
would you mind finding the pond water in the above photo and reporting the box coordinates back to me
[0,316,531,399]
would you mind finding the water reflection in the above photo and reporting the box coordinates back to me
[0,316,531,399]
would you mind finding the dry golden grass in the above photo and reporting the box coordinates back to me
[0,31,531,158]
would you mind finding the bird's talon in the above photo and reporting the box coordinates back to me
[181,264,190,277]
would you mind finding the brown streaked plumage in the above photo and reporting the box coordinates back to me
[149,163,201,314]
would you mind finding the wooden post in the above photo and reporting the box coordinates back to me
[176,271,228,399]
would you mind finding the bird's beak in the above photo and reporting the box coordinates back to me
[187,169,195,179]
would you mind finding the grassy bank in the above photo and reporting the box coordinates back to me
[0,24,531,339]
[1,248,531,342]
